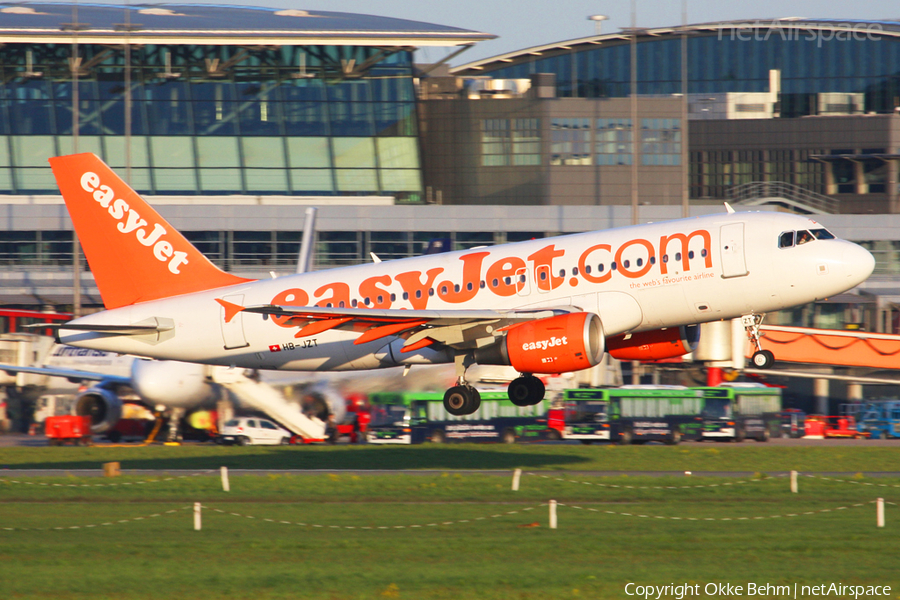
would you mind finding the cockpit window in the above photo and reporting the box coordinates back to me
[780,228,836,249]
[796,230,815,245]
[778,231,795,248]
[810,228,836,240]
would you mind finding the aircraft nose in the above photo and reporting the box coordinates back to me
[843,242,875,287]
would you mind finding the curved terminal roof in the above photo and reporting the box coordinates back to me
[0,2,495,46]
[452,18,900,73]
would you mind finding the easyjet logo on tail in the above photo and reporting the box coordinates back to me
[80,172,189,275]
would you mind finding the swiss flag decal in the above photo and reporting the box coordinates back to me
[268,345,281,352]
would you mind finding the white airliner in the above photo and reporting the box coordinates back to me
[0,344,340,441]
[46,153,875,417]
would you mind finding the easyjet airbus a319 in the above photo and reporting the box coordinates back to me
[49,153,874,416]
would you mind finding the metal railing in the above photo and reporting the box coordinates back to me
[727,181,839,215]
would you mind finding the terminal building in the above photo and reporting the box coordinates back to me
[0,6,899,334]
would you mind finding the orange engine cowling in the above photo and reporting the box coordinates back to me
[501,312,605,374]
[605,325,700,361]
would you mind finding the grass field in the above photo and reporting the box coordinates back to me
[1,445,899,599]
[2,442,900,473]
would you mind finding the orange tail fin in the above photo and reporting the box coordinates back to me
[50,153,253,309]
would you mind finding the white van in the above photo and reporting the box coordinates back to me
[218,417,291,446]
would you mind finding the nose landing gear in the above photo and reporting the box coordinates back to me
[742,314,775,369]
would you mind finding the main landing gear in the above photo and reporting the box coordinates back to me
[443,353,482,416]
[742,313,775,369]
[443,385,481,416]
[442,355,547,416]
[507,375,545,407]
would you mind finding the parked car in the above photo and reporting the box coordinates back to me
[218,417,291,446]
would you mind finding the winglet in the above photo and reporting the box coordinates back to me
[724,202,736,214]
[49,153,253,309]
[216,299,246,324]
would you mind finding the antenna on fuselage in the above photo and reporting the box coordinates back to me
[724,202,736,214]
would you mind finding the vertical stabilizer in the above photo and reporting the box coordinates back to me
[49,153,252,308]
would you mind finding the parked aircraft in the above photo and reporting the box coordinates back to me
[47,153,874,417]
[0,345,339,441]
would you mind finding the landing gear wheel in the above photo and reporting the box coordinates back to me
[507,378,531,407]
[508,376,546,407]
[526,377,545,404]
[751,350,775,369]
[443,385,481,416]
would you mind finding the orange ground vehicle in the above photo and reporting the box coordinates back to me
[45,415,93,446]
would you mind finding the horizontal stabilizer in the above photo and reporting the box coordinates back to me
[37,323,171,334]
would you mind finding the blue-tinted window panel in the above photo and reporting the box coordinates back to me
[53,82,104,136]
[153,169,197,193]
[11,135,55,167]
[333,137,376,169]
[373,102,416,137]
[235,82,283,136]
[380,169,421,192]
[335,168,378,192]
[13,167,56,193]
[244,168,288,193]
[197,137,240,168]
[242,137,286,169]
[144,81,192,135]
[328,81,374,136]
[286,137,331,169]
[96,80,149,136]
[7,80,54,135]
[103,136,151,168]
[199,168,242,192]
[289,169,334,193]
[376,137,419,170]
[150,137,195,169]
[191,101,238,136]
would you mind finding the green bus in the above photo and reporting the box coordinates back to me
[556,384,782,443]
[366,390,553,444]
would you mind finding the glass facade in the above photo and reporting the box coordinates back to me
[480,118,541,166]
[0,44,422,199]
[477,32,900,115]
[0,229,549,271]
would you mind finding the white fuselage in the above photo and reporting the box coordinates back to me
[59,212,874,372]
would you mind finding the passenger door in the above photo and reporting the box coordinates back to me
[720,223,749,278]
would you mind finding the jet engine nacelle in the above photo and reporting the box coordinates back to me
[477,312,604,374]
[75,386,122,433]
[131,360,217,410]
[605,325,700,361]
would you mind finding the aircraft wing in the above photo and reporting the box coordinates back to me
[218,300,568,352]
[0,364,131,385]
